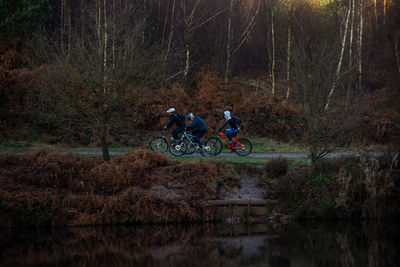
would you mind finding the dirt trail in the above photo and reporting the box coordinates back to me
[72,151,383,158]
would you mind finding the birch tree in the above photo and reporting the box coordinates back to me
[163,0,176,63]
[178,0,226,83]
[224,0,234,81]
[232,0,262,55]
[325,1,351,110]
[224,0,262,81]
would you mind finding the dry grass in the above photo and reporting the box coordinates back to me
[0,149,232,227]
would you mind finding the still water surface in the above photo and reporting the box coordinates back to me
[0,221,399,266]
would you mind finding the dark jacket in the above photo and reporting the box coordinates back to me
[218,118,239,132]
[186,115,208,132]
[166,113,185,129]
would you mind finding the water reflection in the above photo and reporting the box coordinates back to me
[0,221,399,266]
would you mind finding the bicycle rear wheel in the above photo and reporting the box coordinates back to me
[204,137,223,156]
[169,140,188,156]
[149,137,168,152]
[233,137,252,156]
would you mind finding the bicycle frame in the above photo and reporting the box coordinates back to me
[180,131,201,149]
[162,130,174,141]
[219,132,244,150]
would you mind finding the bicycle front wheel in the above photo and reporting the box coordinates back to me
[234,137,252,156]
[149,137,168,152]
[169,140,188,156]
[204,137,223,156]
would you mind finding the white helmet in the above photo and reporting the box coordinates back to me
[166,108,176,113]
[224,110,231,120]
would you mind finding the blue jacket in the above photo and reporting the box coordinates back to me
[186,115,208,132]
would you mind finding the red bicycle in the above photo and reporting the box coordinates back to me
[204,132,252,156]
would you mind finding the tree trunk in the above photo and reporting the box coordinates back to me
[358,0,363,90]
[103,0,108,75]
[164,0,176,63]
[286,2,291,101]
[373,0,377,30]
[184,27,190,83]
[225,0,234,82]
[81,0,84,44]
[271,9,275,94]
[61,0,65,54]
[325,4,351,111]
[97,0,102,56]
[162,0,170,45]
[141,0,147,46]
[384,0,386,25]
[100,124,110,161]
[396,34,400,75]
[67,0,71,55]
[112,0,116,68]
[232,0,261,55]
[345,0,355,109]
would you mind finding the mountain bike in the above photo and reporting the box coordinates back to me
[149,129,171,152]
[204,132,252,156]
[169,131,216,156]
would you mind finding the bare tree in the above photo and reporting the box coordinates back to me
[34,1,163,160]
[291,32,347,172]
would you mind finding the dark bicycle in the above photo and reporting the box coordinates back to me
[204,132,252,156]
[149,129,172,152]
[169,131,216,157]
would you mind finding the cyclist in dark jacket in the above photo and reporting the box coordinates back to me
[186,113,208,148]
[164,108,185,140]
[218,110,240,140]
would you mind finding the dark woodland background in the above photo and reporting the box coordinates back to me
[1,0,399,160]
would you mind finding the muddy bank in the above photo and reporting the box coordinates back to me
[0,150,239,227]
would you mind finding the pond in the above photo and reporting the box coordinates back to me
[0,221,399,266]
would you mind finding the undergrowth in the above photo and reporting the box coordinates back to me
[0,149,235,227]
[263,154,400,219]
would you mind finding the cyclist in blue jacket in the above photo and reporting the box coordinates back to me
[186,113,208,149]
